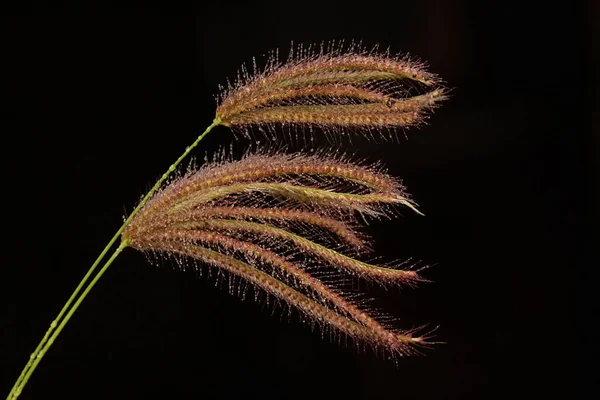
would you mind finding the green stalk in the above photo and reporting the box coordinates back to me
[7,119,220,400]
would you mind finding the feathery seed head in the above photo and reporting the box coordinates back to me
[215,42,447,139]
[122,150,431,358]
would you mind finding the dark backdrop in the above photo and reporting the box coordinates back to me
[1,2,590,399]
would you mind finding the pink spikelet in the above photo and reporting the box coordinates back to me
[122,150,434,359]
[215,41,447,140]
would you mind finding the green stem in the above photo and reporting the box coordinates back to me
[11,243,127,399]
[7,119,220,400]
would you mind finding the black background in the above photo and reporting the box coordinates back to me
[1,2,591,399]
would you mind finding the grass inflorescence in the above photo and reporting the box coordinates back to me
[215,41,447,141]
[122,150,432,358]
[7,41,447,399]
